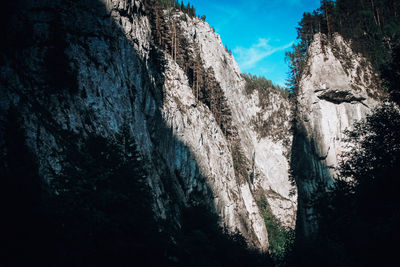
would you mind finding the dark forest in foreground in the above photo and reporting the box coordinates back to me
[1,0,400,266]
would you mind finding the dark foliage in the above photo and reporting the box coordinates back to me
[231,142,249,183]
[146,0,200,19]
[174,204,274,267]
[1,115,163,266]
[242,73,289,102]
[144,0,235,140]
[290,104,400,266]
[1,0,275,265]
[286,0,400,93]
[288,5,400,265]
[258,196,295,265]
[47,128,161,266]
[0,109,273,266]
[381,44,400,105]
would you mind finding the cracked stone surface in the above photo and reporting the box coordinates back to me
[0,0,301,251]
[293,33,382,237]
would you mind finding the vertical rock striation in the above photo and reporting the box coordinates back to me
[175,13,297,229]
[292,33,382,237]
[0,0,297,251]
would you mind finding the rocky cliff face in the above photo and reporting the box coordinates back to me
[173,12,296,229]
[2,0,382,252]
[292,33,383,237]
[0,0,296,251]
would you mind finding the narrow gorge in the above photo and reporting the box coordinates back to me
[1,0,399,266]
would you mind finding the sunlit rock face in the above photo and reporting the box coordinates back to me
[160,56,271,249]
[0,0,299,251]
[293,33,382,237]
[3,0,386,251]
[175,13,297,229]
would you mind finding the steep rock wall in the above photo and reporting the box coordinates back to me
[175,15,296,228]
[0,0,297,250]
[292,33,382,237]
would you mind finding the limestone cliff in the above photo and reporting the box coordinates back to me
[0,0,296,251]
[292,33,383,237]
[173,13,296,228]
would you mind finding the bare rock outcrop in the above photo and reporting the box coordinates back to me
[292,33,382,237]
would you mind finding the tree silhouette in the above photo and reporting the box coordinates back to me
[286,0,400,91]
[49,129,161,266]
[294,104,400,266]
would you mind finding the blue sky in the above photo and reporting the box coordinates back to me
[182,0,321,87]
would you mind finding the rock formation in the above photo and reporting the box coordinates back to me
[292,33,382,237]
[0,0,386,253]
[0,0,296,251]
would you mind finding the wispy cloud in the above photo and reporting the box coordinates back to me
[233,38,293,71]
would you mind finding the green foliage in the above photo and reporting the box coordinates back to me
[258,196,294,265]
[286,0,400,93]
[146,0,234,139]
[339,104,400,186]
[285,44,307,92]
[149,44,168,97]
[47,128,164,265]
[53,133,151,227]
[0,110,272,266]
[159,0,180,9]
[157,0,200,18]
[242,73,289,101]
[0,112,166,265]
[251,106,291,143]
[173,204,274,266]
[381,44,400,105]
[225,45,232,55]
[295,104,400,266]
[231,142,249,183]
[200,67,235,139]
[242,73,292,145]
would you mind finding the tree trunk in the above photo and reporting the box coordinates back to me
[325,8,331,35]
[371,0,379,26]
[376,7,381,26]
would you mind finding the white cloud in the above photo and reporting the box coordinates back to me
[233,38,293,71]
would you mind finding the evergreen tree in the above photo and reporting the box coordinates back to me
[49,129,159,265]
[286,0,400,92]
[382,45,400,105]
[294,104,400,266]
